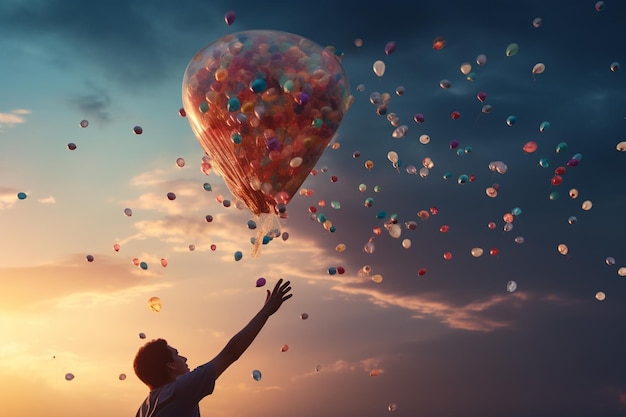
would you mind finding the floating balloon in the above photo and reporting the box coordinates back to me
[113,243,120,252]
[373,60,386,77]
[176,157,185,167]
[477,91,487,102]
[539,121,550,132]
[119,373,127,381]
[610,62,620,72]
[67,142,77,150]
[557,244,568,255]
[281,344,289,352]
[506,115,516,126]
[507,281,517,292]
[224,11,236,25]
[388,403,398,412]
[384,41,397,55]
[532,63,545,80]
[476,54,487,66]
[182,30,352,217]
[371,274,383,283]
[17,192,27,200]
[606,257,616,266]
[79,119,89,128]
[505,43,519,57]
[595,1,604,11]
[252,370,262,381]
[432,36,445,50]
[471,248,484,257]
[85,254,94,263]
[619,267,626,277]
[300,313,309,320]
[139,332,146,339]
[65,373,75,381]
[582,200,593,210]
[133,126,143,135]
[533,17,542,28]
[523,141,538,153]
[489,161,508,174]
[148,297,161,312]
[439,79,451,89]
[595,291,606,301]
[413,113,425,123]
[256,277,266,287]
[460,62,472,75]
[354,38,363,47]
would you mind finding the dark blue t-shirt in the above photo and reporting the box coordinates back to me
[135,362,216,417]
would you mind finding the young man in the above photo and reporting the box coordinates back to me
[133,278,293,417]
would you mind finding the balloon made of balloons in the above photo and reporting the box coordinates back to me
[373,60,386,77]
[182,31,352,215]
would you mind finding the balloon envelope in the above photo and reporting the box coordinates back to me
[373,60,385,77]
[182,30,352,215]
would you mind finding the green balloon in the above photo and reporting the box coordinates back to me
[505,43,519,57]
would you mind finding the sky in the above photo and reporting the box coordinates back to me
[1,0,626,416]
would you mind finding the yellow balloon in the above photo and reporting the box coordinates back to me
[148,296,162,312]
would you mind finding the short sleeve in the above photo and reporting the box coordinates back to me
[173,361,217,402]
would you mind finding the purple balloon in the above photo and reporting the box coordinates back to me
[413,113,425,123]
[256,277,266,287]
[384,41,397,55]
[566,158,579,167]
[224,11,236,26]
[449,140,460,150]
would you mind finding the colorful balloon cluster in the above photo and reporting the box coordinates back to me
[182,30,353,215]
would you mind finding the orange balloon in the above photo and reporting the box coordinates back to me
[433,36,446,50]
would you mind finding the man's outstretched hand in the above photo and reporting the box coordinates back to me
[262,279,292,316]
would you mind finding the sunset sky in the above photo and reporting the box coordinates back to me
[1,1,626,416]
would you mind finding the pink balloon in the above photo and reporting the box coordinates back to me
[477,91,487,102]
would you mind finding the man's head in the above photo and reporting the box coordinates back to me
[133,338,190,389]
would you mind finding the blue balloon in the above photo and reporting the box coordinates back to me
[234,251,243,261]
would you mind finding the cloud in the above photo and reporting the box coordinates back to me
[0,254,162,312]
[330,284,576,332]
[37,195,56,204]
[67,85,112,123]
[0,108,31,130]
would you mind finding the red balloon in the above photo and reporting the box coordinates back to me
[551,175,563,186]
[418,268,427,276]
[182,30,352,215]
[489,247,499,256]
[432,36,446,50]
[477,91,487,102]
[451,111,461,120]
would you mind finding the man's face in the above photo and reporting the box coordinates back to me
[167,346,190,376]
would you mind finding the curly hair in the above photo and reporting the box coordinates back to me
[133,338,174,389]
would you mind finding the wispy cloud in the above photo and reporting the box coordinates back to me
[67,85,112,124]
[330,285,575,332]
[0,108,31,130]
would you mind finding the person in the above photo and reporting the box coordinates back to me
[133,278,293,417]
